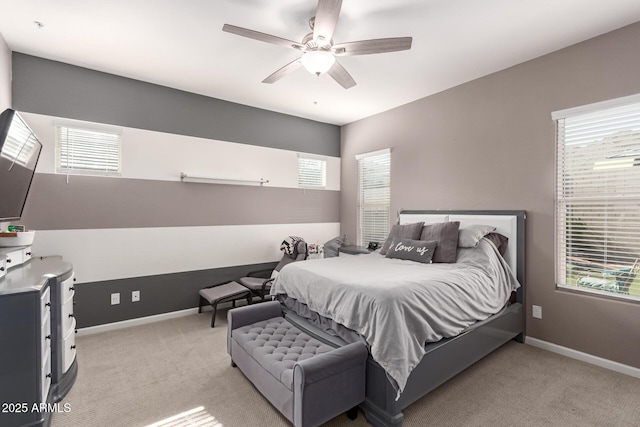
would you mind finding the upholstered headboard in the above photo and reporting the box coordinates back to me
[398,210,526,291]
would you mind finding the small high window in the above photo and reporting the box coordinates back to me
[56,125,122,176]
[298,155,326,188]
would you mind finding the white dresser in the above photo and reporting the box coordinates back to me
[0,250,76,427]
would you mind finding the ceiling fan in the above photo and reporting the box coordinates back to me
[222,0,412,89]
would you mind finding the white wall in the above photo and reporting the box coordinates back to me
[0,33,10,111]
[0,33,11,232]
[19,112,340,284]
[22,112,341,190]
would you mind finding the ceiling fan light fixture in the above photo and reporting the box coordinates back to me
[301,51,335,76]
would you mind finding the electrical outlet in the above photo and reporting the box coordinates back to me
[111,293,120,305]
[132,290,140,302]
[532,305,542,319]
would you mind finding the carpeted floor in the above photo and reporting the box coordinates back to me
[52,308,640,427]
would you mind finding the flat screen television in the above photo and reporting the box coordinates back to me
[0,109,43,221]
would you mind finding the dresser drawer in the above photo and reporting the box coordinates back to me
[22,246,33,263]
[62,291,75,335]
[41,310,51,365]
[41,346,51,403]
[60,273,75,305]
[4,247,24,269]
[40,286,51,324]
[62,320,77,374]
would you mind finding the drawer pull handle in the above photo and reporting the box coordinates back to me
[73,277,77,282]
[71,345,76,350]
[46,302,51,307]
[68,314,74,318]
[6,258,11,263]
[69,286,75,291]
[46,373,51,378]
[26,252,32,256]
[45,335,51,340]
[0,267,4,272]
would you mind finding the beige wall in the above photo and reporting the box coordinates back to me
[341,22,640,368]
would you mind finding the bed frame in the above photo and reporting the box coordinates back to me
[285,210,526,427]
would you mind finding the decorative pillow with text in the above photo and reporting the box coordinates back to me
[385,238,438,264]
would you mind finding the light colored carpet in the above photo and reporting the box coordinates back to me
[52,308,640,427]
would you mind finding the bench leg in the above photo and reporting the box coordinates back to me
[347,407,358,421]
[198,296,205,314]
[211,302,218,328]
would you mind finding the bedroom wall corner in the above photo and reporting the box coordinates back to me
[340,21,640,369]
[10,55,342,327]
[0,32,11,232]
[0,32,10,110]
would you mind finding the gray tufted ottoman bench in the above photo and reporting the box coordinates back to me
[227,301,367,427]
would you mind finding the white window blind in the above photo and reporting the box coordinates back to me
[357,149,390,245]
[56,125,122,176]
[555,97,640,301]
[298,155,326,188]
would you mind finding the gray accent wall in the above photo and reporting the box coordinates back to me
[12,53,340,157]
[340,22,640,368]
[10,52,341,329]
[21,174,339,229]
[74,261,277,328]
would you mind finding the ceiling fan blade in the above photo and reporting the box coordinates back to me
[223,24,305,50]
[262,58,303,84]
[333,37,412,56]
[313,0,342,46]
[327,61,356,89]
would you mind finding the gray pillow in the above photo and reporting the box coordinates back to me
[380,222,424,255]
[323,234,348,258]
[385,238,438,264]
[420,221,460,263]
[485,232,509,256]
[458,224,496,248]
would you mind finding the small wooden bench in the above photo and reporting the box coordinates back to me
[198,281,251,327]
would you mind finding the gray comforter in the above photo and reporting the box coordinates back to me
[270,239,520,398]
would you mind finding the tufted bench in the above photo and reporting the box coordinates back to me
[228,301,367,427]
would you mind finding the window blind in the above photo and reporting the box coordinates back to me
[56,126,122,176]
[556,99,640,300]
[298,156,326,188]
[357,149,390,245]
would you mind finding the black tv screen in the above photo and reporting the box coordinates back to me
[0,109,42,221]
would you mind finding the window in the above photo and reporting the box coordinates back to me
[56,125,122,176]
[357,149,390,246]
[554,95,640,301]
[298,155,326,188]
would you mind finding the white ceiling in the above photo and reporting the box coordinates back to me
[1,0,640,126]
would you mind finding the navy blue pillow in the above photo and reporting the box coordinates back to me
[385,238,438,264]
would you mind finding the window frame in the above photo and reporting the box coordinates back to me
[55,123,123,177]
[553,93,640,303]
[297,153,327,189]
[356,148,391,246]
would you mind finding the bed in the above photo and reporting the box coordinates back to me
[270,210,526,427]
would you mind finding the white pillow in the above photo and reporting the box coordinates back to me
[458,224,496,248]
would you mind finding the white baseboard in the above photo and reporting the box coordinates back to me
[76,308,200,336]
[526,337,640,379]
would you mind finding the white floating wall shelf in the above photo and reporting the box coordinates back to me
[180,172,269,186]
